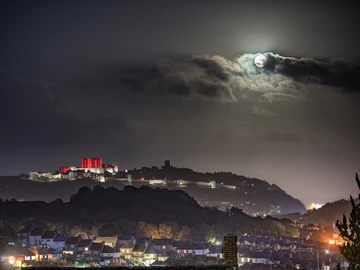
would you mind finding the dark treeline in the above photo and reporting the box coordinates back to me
[0,186,298,241]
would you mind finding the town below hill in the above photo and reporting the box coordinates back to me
[0,186,344,269]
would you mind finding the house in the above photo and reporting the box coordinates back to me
[99,245,121,266]
[50,234,67,251]
[39,231,56,247]
[192,243,209,255]
[29,247,55,261]
[172,241,208,256]
[93,236,118,248]
[172,241,193,256]
[76,239,92,252]
[120,240,136,260]
[87,242,104,262]
[118,235,135,245]
[206,245,223,259]
[157,251,173,262]
[254,239,269,251]
[75,239,92,261]
[152,239,173,252]
[63,236,80,257]
[0,245,36,263]
[238,235,256,248]
[240,252,272,265]
[17,226,33,246]
[143,245,159,265]
[29,228,44,246]
[51,249,63,261]
[132,243,146,263]
[137,238,152,245]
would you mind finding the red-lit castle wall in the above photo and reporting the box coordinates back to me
[81,158,103,168]
[59,166,70,173]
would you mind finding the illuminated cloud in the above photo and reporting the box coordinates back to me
[251,105,276,118]
[120,52,360,105]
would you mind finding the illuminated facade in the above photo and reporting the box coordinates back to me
[59,158,118,175]
[81,158,103,169]
[29,157,117,183]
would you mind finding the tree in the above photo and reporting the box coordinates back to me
[336,173,360,268]
[158,223,172,239]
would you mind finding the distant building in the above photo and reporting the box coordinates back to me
[39,231,56,247]
[17,226,33,245]
[162,160,172,169]
[51,234,67,251]
[29,228,44,246]
[118,235,135,245]
[223,234,238,266]
[29,157,118,182]
[152,239,172,252]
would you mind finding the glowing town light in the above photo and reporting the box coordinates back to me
[307,203,324,210]
[254,54,267,67]
[329,240,335,245]
[9,257,15,265]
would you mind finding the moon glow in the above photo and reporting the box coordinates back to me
[254,54,267,67]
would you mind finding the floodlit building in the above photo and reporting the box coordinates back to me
[29,157,118,182]
[223,234,238,266]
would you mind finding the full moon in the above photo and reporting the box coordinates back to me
[254,54,267,67]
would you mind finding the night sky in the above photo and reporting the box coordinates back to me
[1,0,360,206]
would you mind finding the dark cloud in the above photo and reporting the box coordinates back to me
[0,70,129,146]
[264,53,360,92]
[120,57,236,102]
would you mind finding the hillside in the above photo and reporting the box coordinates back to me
[274,199,353,227]
[0,186,299,241]
[0,168,305,214]
[117,165,306,214]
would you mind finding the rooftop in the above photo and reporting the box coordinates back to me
[17,226,33,234]
[41,231,56,239]
[118,235,135,241]
[30,228,44,236]
[101,245,114,253]
[53,233,68,242]
[65,237,80,245]
[89,242,103,251]
[153,238,172,246]
[77,239,92,248]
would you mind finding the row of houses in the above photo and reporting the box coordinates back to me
[14,228,219,266]
[17,227,66,249]
[11,227,342,267]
